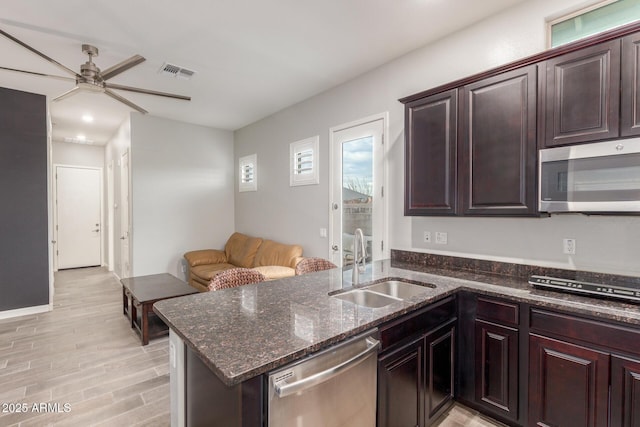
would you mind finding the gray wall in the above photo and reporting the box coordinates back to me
[130,114,235,280]
[52,142,104,168]
[0,87,49,311]
[234,0,640,276]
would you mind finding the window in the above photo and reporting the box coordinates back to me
[239,154,257,192]
[549,0,640,48]
[290,136,319,186]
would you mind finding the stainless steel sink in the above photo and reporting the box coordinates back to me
[331,278,436,308]
[332,289,401,308]
[364,280,435,299]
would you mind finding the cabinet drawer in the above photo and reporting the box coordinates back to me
[530,308,640,356]
[476,297,519,327]
[379,296,456,351]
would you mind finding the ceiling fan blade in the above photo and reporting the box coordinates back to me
[106,82,191,101]
[104,88,148,114]
[100,55,145,81]
[0,28,80,78]
[52,86,82,102]
[0,66,76,81]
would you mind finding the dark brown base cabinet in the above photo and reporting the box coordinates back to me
[378,336,424,427]
[457,294,522,426]
[611,355,640,426]
[457,294,640,427]
[528,309,640,427]
[475,320,518,420]
[528,334,609,427]
[377,297,456,427]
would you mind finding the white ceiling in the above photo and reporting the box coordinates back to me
[1,0,525,146]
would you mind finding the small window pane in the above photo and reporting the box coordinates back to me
[550,0,640,48]
[290,136,319,186]
[239,154,257,192]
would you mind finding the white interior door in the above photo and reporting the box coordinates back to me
[330,115,386,267]
[56,166,102,269]
[120,151,131,278]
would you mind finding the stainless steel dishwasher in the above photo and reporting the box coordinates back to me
[268,330,380,427]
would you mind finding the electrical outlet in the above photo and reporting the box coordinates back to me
[423,231,431,243]
[435,231,448,245]
[563,238,576,255]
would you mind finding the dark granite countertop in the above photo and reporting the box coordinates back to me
[153,260,640,386]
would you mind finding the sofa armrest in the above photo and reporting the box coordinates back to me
[184,249,227,267]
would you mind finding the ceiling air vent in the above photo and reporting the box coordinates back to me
[159,62,196,80]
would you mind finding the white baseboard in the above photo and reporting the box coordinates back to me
[0,304,51,320]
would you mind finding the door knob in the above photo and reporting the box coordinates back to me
[120,236,126,240]
[331,245,339,251]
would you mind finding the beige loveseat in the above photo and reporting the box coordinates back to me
[184,232,303,292]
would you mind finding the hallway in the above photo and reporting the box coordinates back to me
[0,267,170,426]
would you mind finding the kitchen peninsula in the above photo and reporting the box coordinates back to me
[154,252,640,427]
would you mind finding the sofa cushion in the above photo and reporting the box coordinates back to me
[191,263,237,281]
[184,249,227,267]
[225,232,263,268]
[253,265,296,280]
[253,239,303,269]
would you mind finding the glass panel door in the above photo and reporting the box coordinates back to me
[342,136,373,266]
[330,117,385,267]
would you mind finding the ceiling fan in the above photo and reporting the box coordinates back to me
[0,28,190,114]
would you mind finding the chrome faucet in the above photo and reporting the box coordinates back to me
[351,228,367,286]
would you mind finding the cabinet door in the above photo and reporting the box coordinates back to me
[425,323,455,424]
[622,33,640,136]
[474,320,518,421]
[459,65,537,216]
[405,89,458,216]
[611,354,640,427]
[378,336,424,427]
[528,334,609,427]
[543,40,620,146]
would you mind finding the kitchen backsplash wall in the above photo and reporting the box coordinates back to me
[408,213,640,277]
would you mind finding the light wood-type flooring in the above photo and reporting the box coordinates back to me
[0,267,503,427]
[0,267,170,427]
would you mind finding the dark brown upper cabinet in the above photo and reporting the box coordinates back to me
[622,32,640,136]
[541,40,621,147]
[404,89,458,216]
[401,22,640,217]
[460,65,538,216]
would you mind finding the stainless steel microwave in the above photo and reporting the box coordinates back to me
[539,139,640,213]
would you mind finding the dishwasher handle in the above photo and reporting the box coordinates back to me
[274,336,379,398]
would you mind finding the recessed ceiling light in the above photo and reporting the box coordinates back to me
[76,134,86,141]
[82,114,94,123]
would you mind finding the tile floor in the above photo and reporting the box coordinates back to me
[0,267,170,426]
